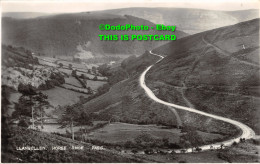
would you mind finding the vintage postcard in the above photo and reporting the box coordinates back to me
[1,0,259,163]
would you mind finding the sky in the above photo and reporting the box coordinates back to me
[1,0,259,13]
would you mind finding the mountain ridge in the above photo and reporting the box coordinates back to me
[2,13,187,60]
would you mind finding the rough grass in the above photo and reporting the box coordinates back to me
[147,19,260,135]
[216,140,259,163]
[87,80,107,90]
[2,126,144,163]
[185,88,260,134]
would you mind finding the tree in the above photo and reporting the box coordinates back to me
[77,111,93,133]
[162,137,169,147]
[69,64,73,70]
[59,105,81,140]
[97,64,111,76]
[13,95,34,121]
[33,92,50,130]
[71,70,77,77]
[58,63,63,68]
[87,87,93,94]
[107,68,128,85]
[93,76,98,81]
[125,141,134,148]
[15,83,37,128]
[2,85,11,117]
[14,84,50,129]
[80,74,86,79]
[18,83,37,96]
[2,85,12,152]
[78,95,85,104]
[92,66,97,74]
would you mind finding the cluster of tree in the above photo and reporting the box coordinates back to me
[59,85,92,94]
[97,64,128,85]
[12,83,50,129]
[38,72,65,90]
[71,70,87,88]
[122,133,181,150]
[97,83,110,95]
[97,64,111,77]
[58,63,63,68]
[2,85,12,154]
[69,64,73,70]
[58,104,93,140]
[107,68,128,85]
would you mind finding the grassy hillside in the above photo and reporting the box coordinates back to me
[81,50,239,140]
[2,14,187,59]
[2,45,65,90]
[147,19,260,133]
[101,8,259,34]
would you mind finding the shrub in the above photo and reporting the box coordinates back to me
[18,119,30,127]
[179,160,187,163]
[232,141,237,146]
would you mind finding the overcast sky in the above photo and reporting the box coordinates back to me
[1,0,259,13]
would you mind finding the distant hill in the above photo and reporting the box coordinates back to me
[147,18,260,133]
[101,8,259,34]
[2,12,54,19]
[2,13,187,59]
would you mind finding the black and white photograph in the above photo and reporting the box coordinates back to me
[1,0,260,162]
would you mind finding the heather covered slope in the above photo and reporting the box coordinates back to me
[81,51,239,139]
[2,13,187,58]
[147,18,260,133]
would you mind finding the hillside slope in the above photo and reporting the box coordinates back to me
[82,51,239,138]
[1,45,65,90]
[2,13,187,59]
[1,126,148,162]
[147,18,260,133]
[101,8,259,34]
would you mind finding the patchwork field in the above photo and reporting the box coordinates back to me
[41,87,89,107]
[57,60,89,69]
[87,122,224,144]
[62,84,89,93]
[87,80,107,90]
[58,68,106,80]
[65,77,82,87]
[41,121,108,134]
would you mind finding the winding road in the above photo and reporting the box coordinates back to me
[139,50,255,153]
